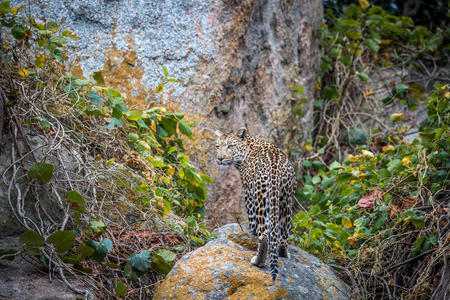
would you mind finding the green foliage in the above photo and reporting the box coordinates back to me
[292,84,449,263]
[28,162,54,184]
[1,6,214,292]
[48,230,76,254]
[86,238,113,262]
[19,230,44,256]
[150,249,177,275]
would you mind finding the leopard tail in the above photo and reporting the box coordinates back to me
[268,183,281,282]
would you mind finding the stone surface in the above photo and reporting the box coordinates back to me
[0,236,90,300]
[12,0,324,228]
[153,223,350,300]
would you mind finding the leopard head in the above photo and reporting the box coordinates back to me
[214,127,249,166]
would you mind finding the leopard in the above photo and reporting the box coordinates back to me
[214,127,296,282]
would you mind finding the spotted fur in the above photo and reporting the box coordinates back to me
[215,128,295,282]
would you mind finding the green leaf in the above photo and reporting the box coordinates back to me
[0,1,10,15]
[77,245,95,258]
[179,120,193,139]
[329,161,342,170]
[395,84,408,95]
[161,117,177,136]
[85,107,105,116]
[337,172,354,184]
[112,103,127,119]
[302,160,312,168]
[105,117,123,130]
[423,234,437,250]
[412,236,425,255]
[45,21,59,33]
[126,110,142,121]
[409,83,425,101]
[20,230,44,248]
[387,159,402,173]
[11,25,25,40]
[199,173,214,183]
[323,85,339,100]
[341,19,358,27]
[312,160,326,170]
[162,66,169,77]
[28,162,54,184]
[129,133,139,142]
[73,79,89,86]
[92,71,105,85]
[67,190,85,212]
[136,118,149,129]
[186,216,196,227]
[358,72,370,82]
[151,249,176,274]
[129,250,150,272]
[312,176,321,185]
[322,177,335,188]
[86,238,112,262]
[89,218,106,235]
[411,214,425,228]
[373,212,388,230]
[49,35,67,46]
[48,230,76,253]
[364,38,380,52]
[87,92,104,105]
[292,84,305,95]
[115,281,127,297]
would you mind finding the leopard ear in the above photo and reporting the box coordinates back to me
[236,127,247,140]
[214,130,223,138]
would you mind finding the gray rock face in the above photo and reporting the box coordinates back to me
[0,236,89,300]
[153,223,350,300]
[11,0,324,227]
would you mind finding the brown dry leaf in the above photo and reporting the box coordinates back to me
[358,188,382,208]
[401,196,417,209]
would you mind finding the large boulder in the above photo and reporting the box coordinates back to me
[153,224,349,299]
[12,0,324,227]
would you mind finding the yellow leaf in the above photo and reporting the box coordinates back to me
[402,156,411,166]
[18,69,29,77]
[304,145,312,150]
[155,83,164,93]
[382,144,395,152]
[342,218,352,229]
[365,88,373,96]
[35,54,45,68]
[381,39,392,45]
[10,7,19,15]
[167,165,175,176]
[106,158,115,165]
[150,120,156,132]
[358,0,370,10]
[348,154,360,162]
[348,236,357,248]
[401,125,409,133]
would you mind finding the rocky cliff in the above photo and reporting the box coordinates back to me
[14,0,323,227]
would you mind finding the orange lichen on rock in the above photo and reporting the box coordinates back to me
[100,45,150,107]
[153,241,288,300]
